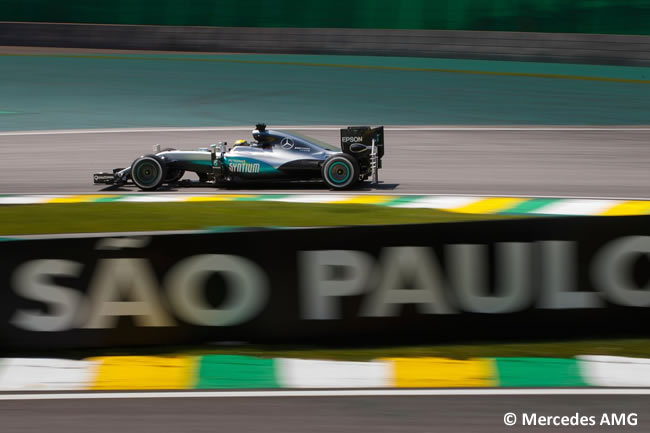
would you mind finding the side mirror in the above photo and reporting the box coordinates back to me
[153,144,161,153]
[210,143,227,154]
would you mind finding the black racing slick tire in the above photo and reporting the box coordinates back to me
[322,154,359,190]
[131,155,167,191]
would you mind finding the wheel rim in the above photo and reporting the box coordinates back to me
[328,161,351,184]
[134,160,160,187]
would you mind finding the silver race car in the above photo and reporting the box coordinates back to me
[93,124,384,191]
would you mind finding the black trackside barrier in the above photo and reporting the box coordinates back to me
[1,215,650,350]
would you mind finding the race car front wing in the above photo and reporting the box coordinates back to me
[93,168,130,185]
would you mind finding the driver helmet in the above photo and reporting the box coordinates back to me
[234,139,249,146]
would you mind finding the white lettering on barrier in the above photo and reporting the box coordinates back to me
[300,250,373,320]
[360,247,453,316]
[10,260,84,332]
[593,236,650,307]
[7,236,650,330]
[9,254,268,331]
[83,258,175,328]
[539,241,603,309]
[165,254,268,326]
[448,243,532,313]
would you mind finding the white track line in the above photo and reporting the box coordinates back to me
[266,194,350,203]
[2,388,650,401]
[394,196,480,209]
[531,199,621,215]
[2,126,650,136]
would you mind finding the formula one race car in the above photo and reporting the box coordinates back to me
[93,124,384,191]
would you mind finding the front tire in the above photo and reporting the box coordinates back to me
[131,155,166,191]
[322,154,359,190]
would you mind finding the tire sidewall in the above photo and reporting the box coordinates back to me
[322,154,359,189]
[131,155,166,190]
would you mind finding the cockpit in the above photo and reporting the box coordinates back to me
[247,124,335,155]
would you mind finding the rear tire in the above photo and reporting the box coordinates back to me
[131,155,166,191]
[322,154,359,190]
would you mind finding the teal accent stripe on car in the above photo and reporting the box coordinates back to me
[224,157,278,174]
[189,160,214,166]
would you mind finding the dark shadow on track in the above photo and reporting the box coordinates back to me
[99,180,400,193]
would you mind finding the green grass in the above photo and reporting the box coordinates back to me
[0,201,508,235]
[167,339,650,361]
[30,339,650,361]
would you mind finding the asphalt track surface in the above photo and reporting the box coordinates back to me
[0,126,649,197]
[1,390,648,433]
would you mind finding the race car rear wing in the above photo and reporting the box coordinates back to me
[340,126,384,183]
[340,126,384,161]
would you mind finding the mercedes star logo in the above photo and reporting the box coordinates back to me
[280,138,294,150]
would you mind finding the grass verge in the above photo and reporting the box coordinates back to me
[0,201,509,235]
[146,339,650,361]
[33,339,650,361]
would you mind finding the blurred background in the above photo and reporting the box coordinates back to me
[2,0,650,34]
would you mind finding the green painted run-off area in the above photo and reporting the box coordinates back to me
[196,355,279,389]
[194,355,588,388]
[3,0,650,35]
[494,357,587,387]
[1,52,649,131]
